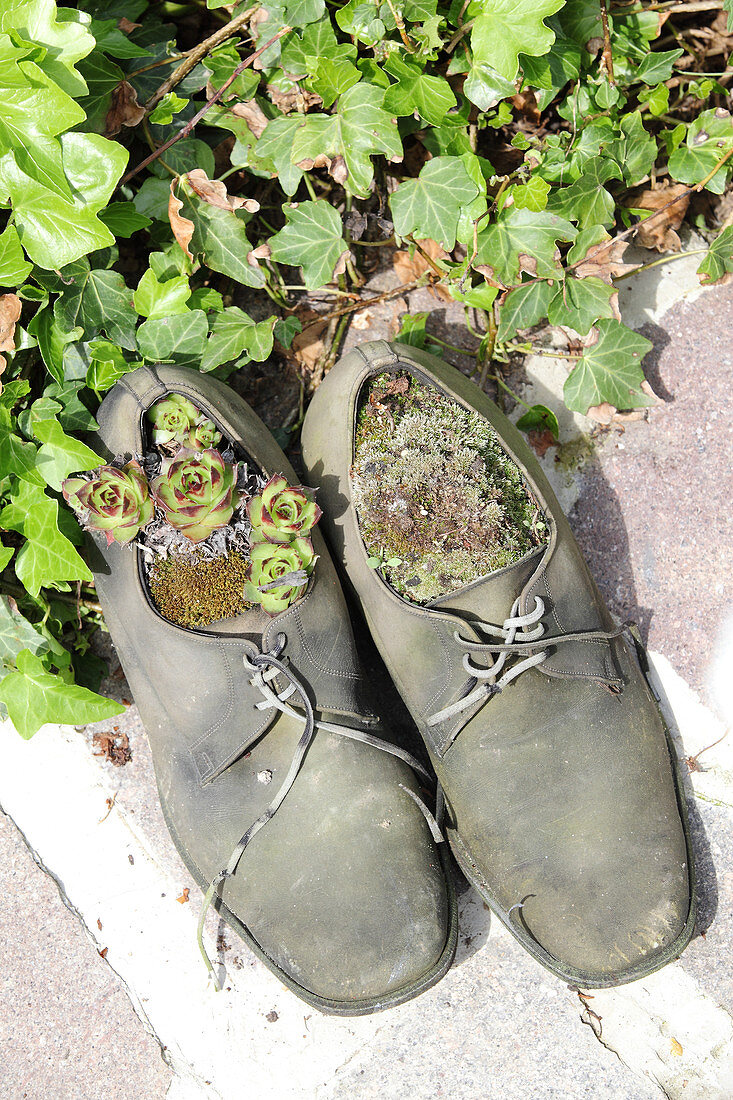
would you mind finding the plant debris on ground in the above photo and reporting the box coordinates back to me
[0,0,731,733]
[352,372,547,603]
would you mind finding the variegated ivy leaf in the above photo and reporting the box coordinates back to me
[668,107,733,195]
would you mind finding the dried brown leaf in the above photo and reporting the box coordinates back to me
[527,428,558,456]
[117,17,140,33]
[512,88,540,126]
[670,1038,683,1057]
[247,242,271,268]
[289,307,326,375]
[393,239,452,301]
[177,887,190,904]
[266,84,322,113]
[185,168,260,213]
[0,293,22,381]
[104,81,145,137]
[230,99,269,139]
[168,180,194,261]
[634,184,690,253]
[93,728,132,766]
[573,238,639,282]
[587,402,617,425]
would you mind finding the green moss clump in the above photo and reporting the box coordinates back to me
[148,550,253,628]
[352,372,548,603]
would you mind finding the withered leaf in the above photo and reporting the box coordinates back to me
[177,887,190,904]
[230,99,269,139]
[393,238,452,301]
[266,84,322,114]
[105,81,145,137]
[185,169,260,213]
[168,180,195,261]
[0,293,22,381]
[573,239,639,282]
[634,184,690,253]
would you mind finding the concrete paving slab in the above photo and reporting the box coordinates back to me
[0,809,171,1100]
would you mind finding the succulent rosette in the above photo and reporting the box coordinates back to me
[247,475,322,545]
[147,393,199,446]
[244,538,316,615]
[186,417,222,451]
[151,449,236,542]
[62,461,154,546]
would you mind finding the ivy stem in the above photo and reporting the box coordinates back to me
[300,275,433,330]
[599,0,615,85]
[1,582,103,615]
[144,3,262,115]
[120,24,292,186]
[477,306,497,390]
[303,173,318,201]
[566,145,733,274]
[142,118,177,179]
[488,372,533,410]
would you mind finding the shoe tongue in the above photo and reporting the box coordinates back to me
[427,548,543,624]
[204,606,271,639]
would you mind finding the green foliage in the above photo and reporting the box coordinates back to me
[0,0,729,734]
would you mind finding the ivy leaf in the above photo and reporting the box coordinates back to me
[475,209,576,287]
[463,60,516,111]
[0,225,32,287]
[512,176,551,212]
[0,0,95,97]
[606,111,657,187]
[33,418,104,491]
[0,415,43,485]
[290,82,401,198]
[470,0,565,82]
[390,156,480,250]
[336,0,386,45]
[564,319,654,414]
[548,158,623,228]
[0,479,93,596]
[136,310,208,366]
[89,17,151,60]
[547,276,617,336]
[0,44,84,201]
[76,51,123,133]
[97,202,151,238]
[86,340,139,396]
[148,91,187,126]
[27,307,83,384]
[307,57,361,109]
[269,201,349,290]
[383,54,456,127]
[281,17,355,76]
[252,116,305,197]
[0,132,128,269]
[0,596,50,669]
[55,268,137,351]
[178,185,264,289]
[668,108,733,194]
[697,225,733,285]
[520,36,581,110]
[634,48,684,85]
[201,307,275,372]
[516,404,559,439]
[496,279,556,342]
[133,268,191,320]
[44,381,97,432]
[0,648,123,739]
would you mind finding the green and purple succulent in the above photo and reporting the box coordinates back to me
[244,538,317,615]
[146,393,200,447]
[186,417,222,451]
[151,449,237,542]
[247,475,322,545]
[62,461,154,546]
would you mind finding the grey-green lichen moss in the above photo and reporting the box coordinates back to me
[351,372,548,604]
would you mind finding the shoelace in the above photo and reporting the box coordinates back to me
[197,633,442,988]
[427,596,625,727]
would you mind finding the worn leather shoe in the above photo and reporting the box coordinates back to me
[87,363,457,1014]
[301,340,695,987]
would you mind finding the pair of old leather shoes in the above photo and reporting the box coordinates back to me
[89,341,694,1014]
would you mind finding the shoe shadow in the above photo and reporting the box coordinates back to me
[571,459,718,941]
